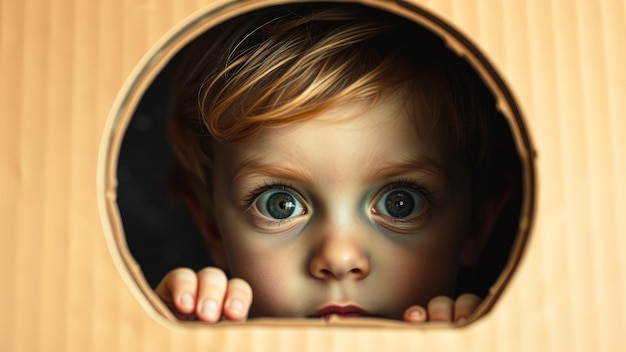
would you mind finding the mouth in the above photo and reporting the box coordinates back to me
[309,305,372,320]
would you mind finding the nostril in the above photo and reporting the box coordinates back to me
[320,268,334,278]
[317,267,367,280]
[349,267,370,280]
[318,268,355,280]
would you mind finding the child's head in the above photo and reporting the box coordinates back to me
[167,3,517,319]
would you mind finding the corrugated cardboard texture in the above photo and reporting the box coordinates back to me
[1,0,624,351]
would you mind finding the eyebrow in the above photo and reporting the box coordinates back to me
[231,155,445,187]
[231,157,314,186]
[364,156,446,182]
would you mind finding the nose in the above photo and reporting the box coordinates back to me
[309,234,371,281]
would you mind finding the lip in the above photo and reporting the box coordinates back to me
[310,304,372,319]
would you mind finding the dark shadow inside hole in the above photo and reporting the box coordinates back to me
[117,61,215,288]
[456,125,523,298]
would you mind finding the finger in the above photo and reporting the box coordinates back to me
[154,268,198,317]
[427,296,455,322]
[454,293,482,323]
[195,267,228,323]
[403,305,427,323]
[222,278,253,321]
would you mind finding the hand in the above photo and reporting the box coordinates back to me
[155,267,253,323]
[403,293,482,324]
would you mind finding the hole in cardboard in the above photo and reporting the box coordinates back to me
[100,0,534,327]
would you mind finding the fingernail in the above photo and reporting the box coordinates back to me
[228,299,244,315]
[202,300,218,319]
[408,308,425,321]
[181,293,194,310]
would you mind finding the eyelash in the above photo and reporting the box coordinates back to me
[243,180,298,208]
[380,178,435,205]
[244,179,435,209]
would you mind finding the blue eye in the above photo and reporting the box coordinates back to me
[374,186,426,219]
[255,190,306,220]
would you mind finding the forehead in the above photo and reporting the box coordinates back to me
[213,91,462,182]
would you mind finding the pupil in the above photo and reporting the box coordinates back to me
[384,190,414,218]
[267,192,297,219]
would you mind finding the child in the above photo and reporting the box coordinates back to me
[155,2,517,324]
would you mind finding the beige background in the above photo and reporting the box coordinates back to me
[1,0,625,351]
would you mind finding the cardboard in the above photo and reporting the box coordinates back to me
[2,0,625,350]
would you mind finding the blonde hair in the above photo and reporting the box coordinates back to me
[167,3,501,214]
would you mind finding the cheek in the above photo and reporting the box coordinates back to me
[220,227,307,317]
[371,218,468,312]
[235,256,298,317]
[240,255,315,318]
[213,193,305,316]
[378,245,460,303]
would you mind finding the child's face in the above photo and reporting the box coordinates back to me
[207,91,475,320]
